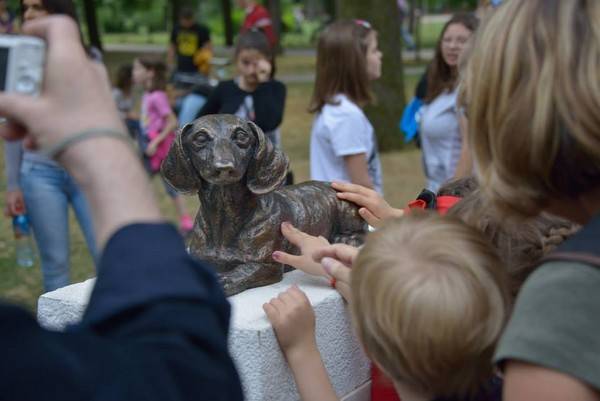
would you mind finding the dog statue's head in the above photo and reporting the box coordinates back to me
[162,114,289,194]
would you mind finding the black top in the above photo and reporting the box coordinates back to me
[170,23,211,73]
[0,223,243,401]
[197,79,287,132]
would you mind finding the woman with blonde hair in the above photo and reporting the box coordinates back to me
[466,0,600,399]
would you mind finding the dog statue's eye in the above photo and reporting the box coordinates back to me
[232,129,251,148]
[192,132,211,148]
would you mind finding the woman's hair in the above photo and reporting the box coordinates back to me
[115,64,132,93]
[424,13,478,103]
[234,29,276,78]
[352,212,509,399]
[466,0,600,217]
[448,190,579,297]
[309,20,375,113]
[20,0,79,22]
[137,57,167,92]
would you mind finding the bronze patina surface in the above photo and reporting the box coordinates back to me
[162,114,366,296]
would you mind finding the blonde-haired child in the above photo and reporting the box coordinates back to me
[265,213,509,401]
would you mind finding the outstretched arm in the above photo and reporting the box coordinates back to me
[332,181,404,228]
[264,286,339,401]
[0,16,242,401]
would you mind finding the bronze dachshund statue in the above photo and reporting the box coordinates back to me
[162,114,367,296]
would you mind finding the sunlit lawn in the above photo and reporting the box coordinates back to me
[0,51,425,312]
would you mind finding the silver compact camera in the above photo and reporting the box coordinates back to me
[0,34,45,96]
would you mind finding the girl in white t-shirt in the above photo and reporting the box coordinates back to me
[308,20,384,194]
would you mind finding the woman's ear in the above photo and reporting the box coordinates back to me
[161,124,202,194]
[246,121,289,194]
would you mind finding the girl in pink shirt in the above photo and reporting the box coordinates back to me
[133,57,193,232]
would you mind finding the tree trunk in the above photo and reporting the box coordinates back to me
[340,0,406,151]
[323,0,339,20]
[171,0,180,30]
[265,0,282,52]
[82,0,102,52]
[220,0,234,46]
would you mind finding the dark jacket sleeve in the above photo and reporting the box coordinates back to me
[253,80,287,132]
[197,81,226,117]
[0,223,243,401]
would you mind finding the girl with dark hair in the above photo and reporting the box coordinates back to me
[3,0,98,292]
[196,29,286,148]
[419,13,478,192]
[308,19,383,194]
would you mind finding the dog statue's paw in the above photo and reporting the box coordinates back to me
[219,262,283,297]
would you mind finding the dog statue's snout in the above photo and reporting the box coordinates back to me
[215,159,235,171]
[214,159,236,178]
[213,138,237,177]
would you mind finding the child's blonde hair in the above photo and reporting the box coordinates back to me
[351,212,509,398]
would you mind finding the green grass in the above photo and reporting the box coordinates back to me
[0,51,426,312]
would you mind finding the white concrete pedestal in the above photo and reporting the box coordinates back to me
[38,271,371,401]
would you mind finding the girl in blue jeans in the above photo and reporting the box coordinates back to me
[3,0,98,292]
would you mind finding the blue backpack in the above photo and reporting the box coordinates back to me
[399,97,423,143]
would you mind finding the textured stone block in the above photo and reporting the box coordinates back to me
[37,278,95,330]
[229,270,370,401]
[37,271,371,401]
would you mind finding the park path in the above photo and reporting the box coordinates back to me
[104,44,431,84]
[278,65,426,84]
[104,43,433,58]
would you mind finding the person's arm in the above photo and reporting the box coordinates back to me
[253,80,286,132]
[331,181,404,227]
[146,111,177,156]
[343,153,374,189]
[0,17,243,401]
[453,113,472,178]
[503,361,600,401]
[196,82,225,118]
[263,286,339,401]
[0,20,161,247]
[4,139,25,216]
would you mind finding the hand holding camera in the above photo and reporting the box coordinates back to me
[0,16,124,156]
[0,34,44,97]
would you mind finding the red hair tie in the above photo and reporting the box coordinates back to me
[436,195,462,215]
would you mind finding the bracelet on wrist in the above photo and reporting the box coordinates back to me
[42,128,134,159]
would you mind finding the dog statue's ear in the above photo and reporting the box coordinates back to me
[161,124,201,194]
[246,121,289,194]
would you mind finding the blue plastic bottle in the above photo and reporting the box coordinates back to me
[12,215,34,268]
